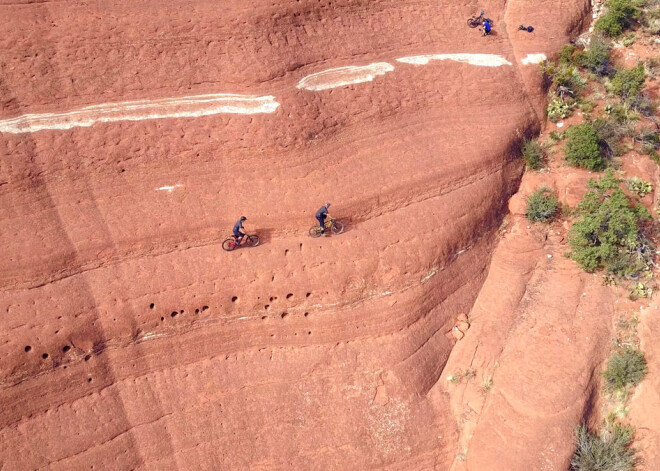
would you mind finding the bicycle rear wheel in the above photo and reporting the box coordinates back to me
[246,235,260,247]
[331,220,344,235]
[309,225,322,238]
[222,238,236,251]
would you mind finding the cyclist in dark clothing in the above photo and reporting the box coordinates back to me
[233,216,247,245]
[315,203,331,235]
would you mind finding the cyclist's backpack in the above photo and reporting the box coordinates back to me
[527,26,534,33]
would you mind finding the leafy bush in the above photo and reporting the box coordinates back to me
[548,97,573,121]
[579,100,596,114]
[579,35,613,76]
[603,347,647,392]
[568,170,653,276]
[606,102,640,123]
[565,123,605,170]
[610,65,646,100]
[623,33,637,46]
[626,177,652,196]
[526,187,559,222]
[522,139,545,169]
[559,45,579,65]
[540,60,586,97]
[592,116,634,157]
[635,128,659,154]
[549,131,565,142]
[570,423,638,471]
[595,0,645,37]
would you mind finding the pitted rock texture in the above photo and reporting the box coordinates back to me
[0,0,591,469]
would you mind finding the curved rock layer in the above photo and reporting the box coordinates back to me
[0,0,590,469]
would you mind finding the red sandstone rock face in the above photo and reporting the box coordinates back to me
[0,1,592,469]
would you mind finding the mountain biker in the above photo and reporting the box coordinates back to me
[482,18,492,36]
[315,203,331,236]
[233,216,247,245]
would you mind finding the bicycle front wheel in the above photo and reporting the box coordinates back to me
[222,238,236,251]
[331,220,344,235]
[246,235,260,247]
[309,225,323,238]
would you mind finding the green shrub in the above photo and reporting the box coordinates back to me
[568,170,653,276]
[604,347,647,392]
[606,102,640,123]
[549,131,565,142]
[570,424,638,471]
[595,0,645,37]
[565,123,605,170]
[626,177,652,196]
[579,35,613,76]
[522,139,545,169]
[610,65,646,100]
[635,128,659,154]
[559,45,579,65]
[622,33,637,47]
[579,100,596,114]
[548,97,573,122]
[592,116,634,156]
[526,187,559,222]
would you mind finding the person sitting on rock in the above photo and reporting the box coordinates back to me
[233,216,247,245]
[316,203,331,236]
[482,19,492,36]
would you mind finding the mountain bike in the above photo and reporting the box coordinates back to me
[467,10,492,28]
[309,218,344,238]
[222,234,260,251]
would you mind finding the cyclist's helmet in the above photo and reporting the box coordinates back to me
[241,216,247,221]
[325,202,331,208]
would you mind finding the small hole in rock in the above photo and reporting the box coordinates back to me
[262,316,267,320]
[161,316,165,321]
[149,303,155,309]
[264,304,270,310]
[306,292,311,298]
[304,312,309,317]
[308,331,312,335]
[281,312,288,319]
[286,293,293,299]
[88,377,93,383]
[171,311,178,318]
[231,296,238,302]
[84,355,91,361]
[25,345,32,352]
[285,249,289,255]
[202,305,209,311]
[42,353,49,359]
[62,345,71,353]
[180,310,184,314]
[195,308,200,314]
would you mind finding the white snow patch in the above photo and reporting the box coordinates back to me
[156,184,183,193]
[521,53,547,65]
[396,53,512,67]
[296,62,395,91]
[0,93,280,134]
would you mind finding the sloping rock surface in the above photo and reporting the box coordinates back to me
[0,0,590,469]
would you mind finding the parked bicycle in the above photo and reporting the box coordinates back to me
[222,234,260,251]
[467,10,492,28]
[309,218,344,238]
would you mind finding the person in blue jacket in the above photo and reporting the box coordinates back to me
[482,19,492,36]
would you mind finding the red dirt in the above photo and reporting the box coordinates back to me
[0,1,622,469]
